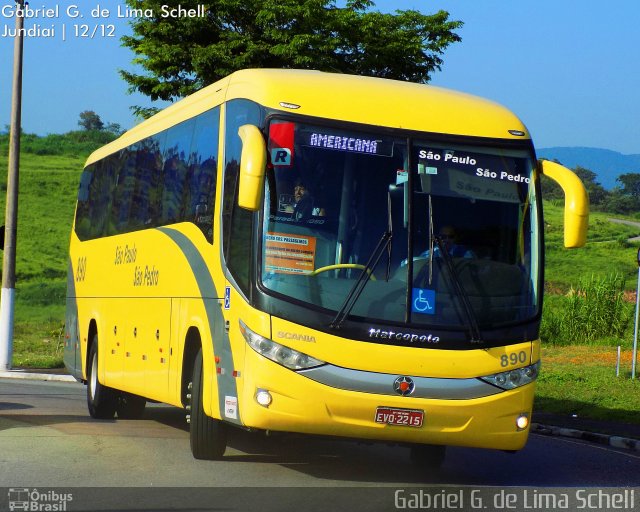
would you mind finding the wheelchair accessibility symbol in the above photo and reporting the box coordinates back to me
[412,288,436,315]
[224,286,231,310]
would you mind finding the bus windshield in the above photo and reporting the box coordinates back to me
[260,120,540,332]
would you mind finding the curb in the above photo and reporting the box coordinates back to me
[531,422,640,453]
[0,370,77,383]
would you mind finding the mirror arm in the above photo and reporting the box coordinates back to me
[539,159,589,248]
[237,124,267,211]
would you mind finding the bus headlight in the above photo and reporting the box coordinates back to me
[239,320,325,371]
[480,361,541,390]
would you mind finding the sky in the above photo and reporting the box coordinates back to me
[1,1,639,153]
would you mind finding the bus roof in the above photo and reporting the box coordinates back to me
[86,69,530,165]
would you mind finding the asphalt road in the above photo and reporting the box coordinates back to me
[1,378,639,511]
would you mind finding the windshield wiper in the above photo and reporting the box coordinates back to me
[330,229,392,330]
[331,191,394,329]
[433,236,483,344]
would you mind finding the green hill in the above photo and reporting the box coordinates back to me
[538,146,640,190]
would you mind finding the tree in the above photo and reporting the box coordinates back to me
[604,173,640,213]
[120,0,463,116]
[572,166,608,207]
[539,159,565,201]
[540,162,612,209]
[616,173,640,200]
[78,111,104,131]
[105,122,123,135]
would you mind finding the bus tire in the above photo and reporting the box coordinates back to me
[410,444,446,471]
[116,392,146,419]
[189,348,227,460]
[86,337,116,419]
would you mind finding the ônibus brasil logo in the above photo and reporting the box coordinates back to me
[8,488,73,511]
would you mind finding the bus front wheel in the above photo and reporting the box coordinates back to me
[86,336,117,419]
[189,348,227,460]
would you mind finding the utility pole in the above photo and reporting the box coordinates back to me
[633,248,640,379]
[0,0,25,370]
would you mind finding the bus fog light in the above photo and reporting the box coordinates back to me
[516,414,529,431]
[256,389,272,407]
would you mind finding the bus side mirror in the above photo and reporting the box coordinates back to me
[237,124,267,211]
[539,160,589,248]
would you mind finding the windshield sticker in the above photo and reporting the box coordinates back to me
[412,288,436,315]
[418,164,438,175]
[265,232,317,274]
[396,169,408,185]
[271,148,292,166]
[269,122,295,167]
[450,169,521,203]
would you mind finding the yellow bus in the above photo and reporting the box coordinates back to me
[64,69,588,466]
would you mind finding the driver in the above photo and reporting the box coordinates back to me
[293,180,325,221]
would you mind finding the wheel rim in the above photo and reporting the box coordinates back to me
[89,352,97,401]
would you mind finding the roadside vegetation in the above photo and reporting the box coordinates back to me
[536,345,640,425]
[0,130,639,426]
[534,200,640,424]
[0,125,117,367]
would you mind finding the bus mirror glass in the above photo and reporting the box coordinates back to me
[539,159,589,248]
[238,124,267,211]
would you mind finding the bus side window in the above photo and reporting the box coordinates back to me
[222,99,264,293]
[75,107,221,241]
[74,168,94,240]
[184,107,219,242]
[107,147,137,236]
[161,120,194,226]
[88,159,118,239]
[131,135,164,229]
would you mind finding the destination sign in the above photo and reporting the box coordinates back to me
[418,148,532,185]
[301,130,393,156]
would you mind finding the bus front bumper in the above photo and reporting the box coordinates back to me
[233,351,535,451]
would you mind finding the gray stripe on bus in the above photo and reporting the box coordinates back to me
[64,258,83,380]
[157,227,242,426]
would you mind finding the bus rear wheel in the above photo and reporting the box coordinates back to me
[86,336,116,419]
[189,348,227,460]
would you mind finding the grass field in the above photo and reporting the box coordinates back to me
[1,141,640,427]
[536,345,640,425]
[543,201,640,292]
[0,150,80,368]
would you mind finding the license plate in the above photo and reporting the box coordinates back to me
[375,407,424,428]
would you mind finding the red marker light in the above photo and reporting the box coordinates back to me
[268,121,295,167]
